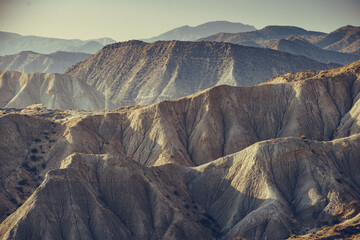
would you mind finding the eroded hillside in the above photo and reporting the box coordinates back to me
[0,71,111,110]
[1,61,360,239]
[65,40,338,107]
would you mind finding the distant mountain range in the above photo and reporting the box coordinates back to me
[199,25,326,47]
[142,21,256,42]
[313,25,360,54]
[268,35,360,65]
[0,51,91,73]
[200,25,360,55]
[0,70,109,110]
[0,31,116,55]
[66,40,338,107]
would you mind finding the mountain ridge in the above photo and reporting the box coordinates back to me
[0,31,116,55]
[267,35,360,65]
[313,25,360,53]
[198,25,326,47]
[0,51,91,73]
[142,21,256,42]
[66,40,339,107]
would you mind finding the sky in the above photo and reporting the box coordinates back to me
[0,0,359,41]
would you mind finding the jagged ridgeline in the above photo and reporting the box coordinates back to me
[65,40,338,107]
[1,61,360,239]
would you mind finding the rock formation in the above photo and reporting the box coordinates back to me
[0,51,91,73]
[1,61,360,239]
[66,40,338,107]
[0,71,111,110]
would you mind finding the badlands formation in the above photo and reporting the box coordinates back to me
[0,71,110,110]
[0,61,360,239]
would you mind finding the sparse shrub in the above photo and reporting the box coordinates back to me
[30,148,38,153]
[173,190,179,196]
[10,198,17,205]
[15,186,23,193]
[18,179,28,185]
[22,162,30,170]
[34,138,41,142]
[30,155,38,161]
[184,204,189,209]
[199,218,211,227]
[339,225,360,235]
[203,213,215,221]
[336,178,342,183]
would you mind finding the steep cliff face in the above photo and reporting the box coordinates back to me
[0,70,111,110]
[1,61,360,239]
[65,40,338,107]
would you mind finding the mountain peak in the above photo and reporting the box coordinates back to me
[142,21,256,42]
[314,25,360,53]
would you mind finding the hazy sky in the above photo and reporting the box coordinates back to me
[1,0,359,41]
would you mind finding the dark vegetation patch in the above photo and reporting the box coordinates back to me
[30,148,38,153]
[18,179,28,185]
